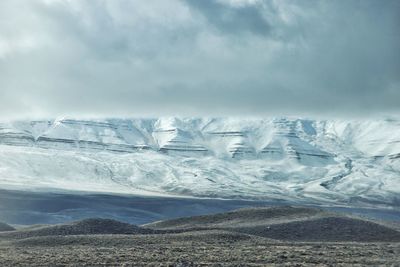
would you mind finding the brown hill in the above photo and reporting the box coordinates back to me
[1,218,155,239]
[144,206,400,242]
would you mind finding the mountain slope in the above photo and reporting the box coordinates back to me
[0,222,15,232]
[0,117,399,207]
[144,206,400,242]
[2,207,399,242]
[0,219,155,239]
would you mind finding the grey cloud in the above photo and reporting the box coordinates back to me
[183,0,270,36]
[0,0,399,119]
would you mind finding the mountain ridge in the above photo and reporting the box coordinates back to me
[0,117,399,207]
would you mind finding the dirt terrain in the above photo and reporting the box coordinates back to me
[0,206,399,266]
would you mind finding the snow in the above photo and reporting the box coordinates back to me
[0,117,399,207]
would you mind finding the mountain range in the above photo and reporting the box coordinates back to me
[0,117,399,207]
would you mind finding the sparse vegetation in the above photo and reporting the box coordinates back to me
[0,218,156,240]
[0,207,399,266]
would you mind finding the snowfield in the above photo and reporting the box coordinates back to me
[0,117,399,207]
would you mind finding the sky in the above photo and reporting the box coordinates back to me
[0,0,399,119]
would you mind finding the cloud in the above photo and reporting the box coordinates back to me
[183,0,270,36]
[0,0,399,119]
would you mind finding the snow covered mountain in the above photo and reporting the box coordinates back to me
[0,117,399,207]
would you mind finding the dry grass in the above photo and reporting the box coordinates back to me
[0,232,399,266]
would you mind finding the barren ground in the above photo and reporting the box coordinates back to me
[1,206,399,266]
[0,232,399,266]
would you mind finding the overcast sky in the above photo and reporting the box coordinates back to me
[0,0,399,119]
